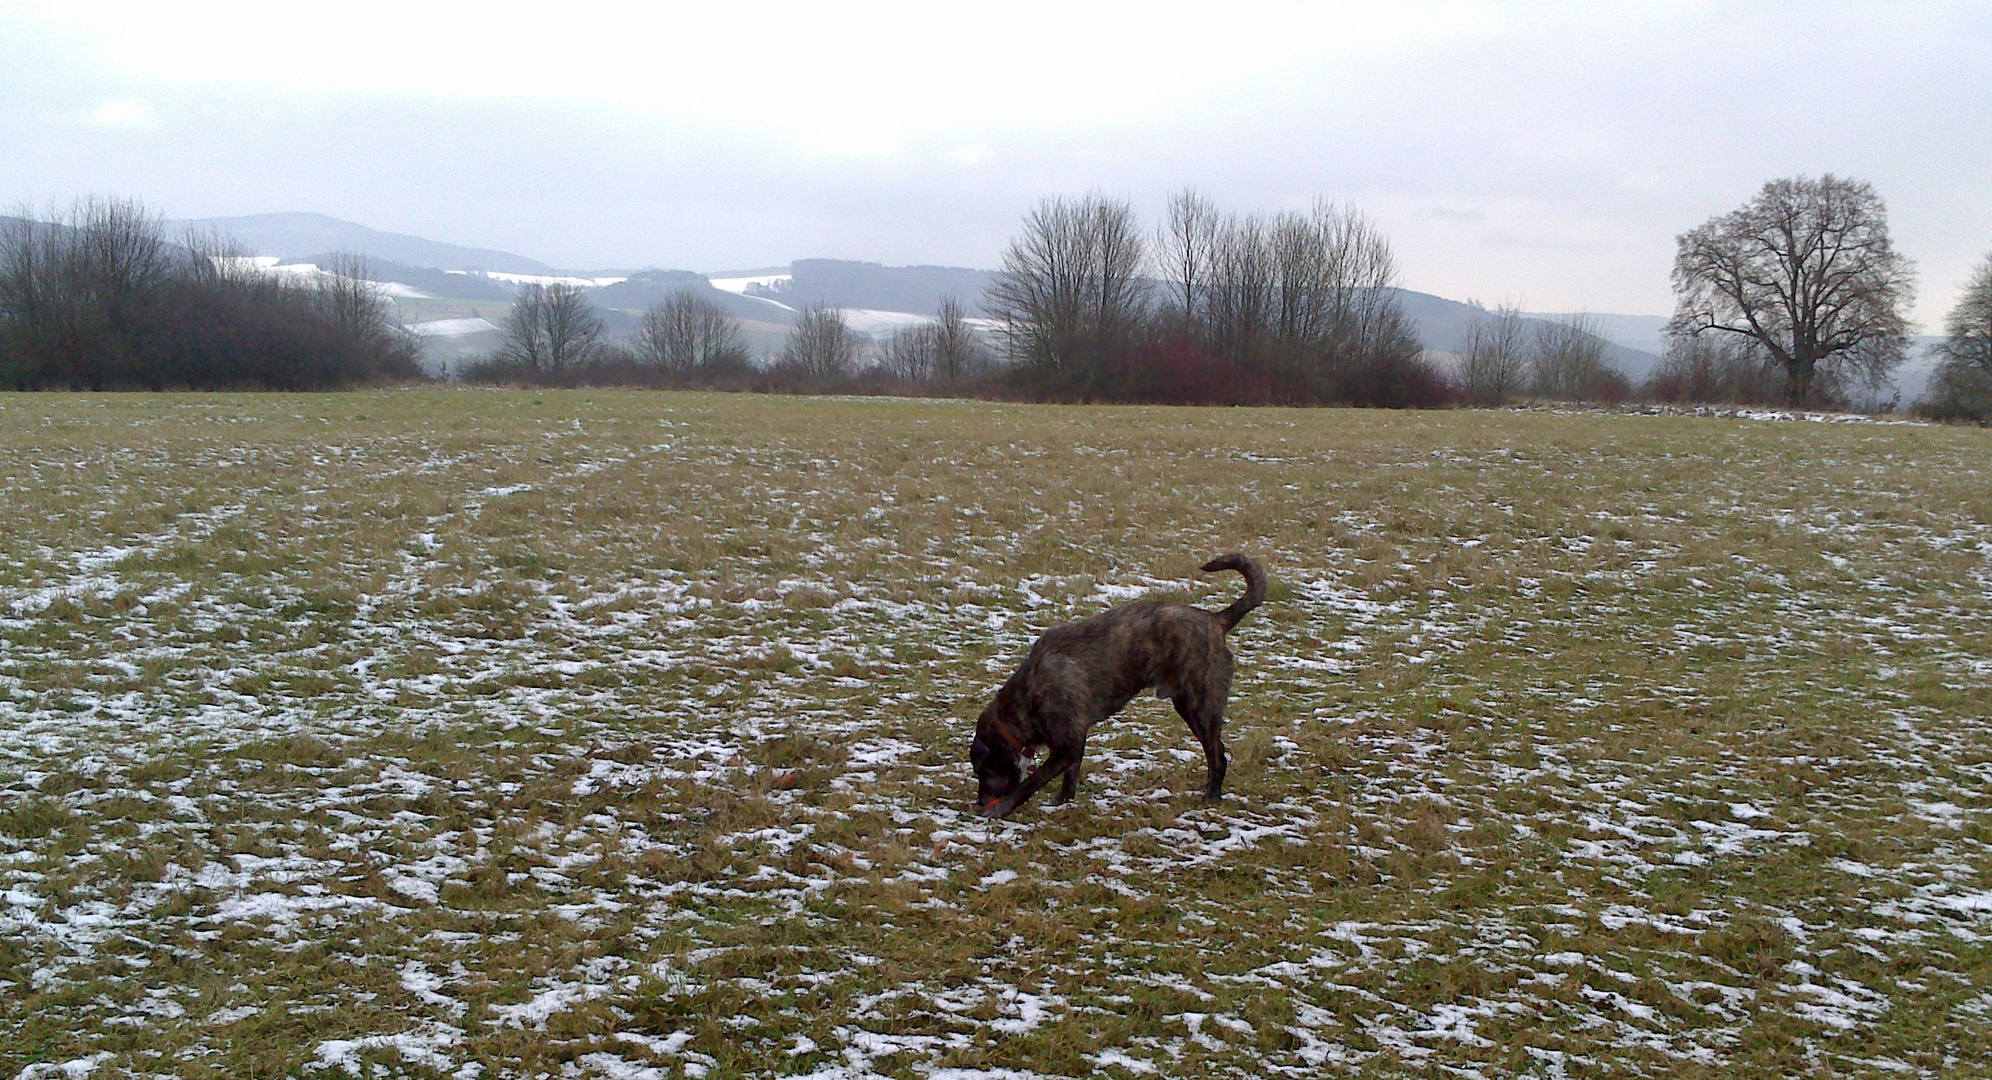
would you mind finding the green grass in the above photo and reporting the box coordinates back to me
[0,389,1988,1078]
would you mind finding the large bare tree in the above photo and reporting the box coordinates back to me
[499,282,602,374]
[636,288,748,378]
[1669,175,1914,407]
[985,193,1147,392]
[1939,253,1992,380]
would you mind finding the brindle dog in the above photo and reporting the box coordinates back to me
[970,554,1268,819]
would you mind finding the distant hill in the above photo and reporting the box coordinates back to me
[764,259,998,316]
[306,255,517,301]
[169,213,559,276]
[1528,311,1671,357]
[586,270,799,325]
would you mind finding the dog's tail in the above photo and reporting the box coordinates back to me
[1201,553,1267,632]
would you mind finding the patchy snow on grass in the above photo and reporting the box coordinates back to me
[1,392,1988,1078]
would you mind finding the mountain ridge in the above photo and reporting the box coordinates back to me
[128,211,1676,374]
[167,212,562,277]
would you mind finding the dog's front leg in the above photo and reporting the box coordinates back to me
[1054,757,1082,804]
[982,750,1076,819]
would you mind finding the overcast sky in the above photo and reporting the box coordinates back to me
[5,1,1988,323]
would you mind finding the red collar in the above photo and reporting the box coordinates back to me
[984,719,1026,754]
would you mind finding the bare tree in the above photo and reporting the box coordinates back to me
[1202,213,1276,370]
[1529,314,1626,401]
[985,193,1147,392]
[983,190,1434,405]
[636,288,748,378]
[1924,252,1992,421]
[1670,175,1915,408]
[1938,252,1992,381]
[877,295,987,384]
[777,303,861,380]
[499,283,602,373]
[320,252,422,370]
[1458,304,1529,405]
[880,322,937,381]
[1158,187,1222,330]
[930,293,986,383]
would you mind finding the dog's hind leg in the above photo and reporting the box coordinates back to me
[1174,695,1229,802]
[1196,714,1228,802]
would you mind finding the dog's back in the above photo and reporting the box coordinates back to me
[1016,600,1218,716]
[998,554,1265,739]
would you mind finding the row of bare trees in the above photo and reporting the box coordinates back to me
[1458,308,1630,405]
[765,296,990,385]
[472,283,753,386]
[473,282,991,390]
[1156,191,1429,404]
[984,191,1442,405]
[875,296,987,383]
[0,199,420,390]
[349,172,1992,419]
[21,178,1962,416]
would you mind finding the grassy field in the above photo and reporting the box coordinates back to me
[1,390,1988,1079]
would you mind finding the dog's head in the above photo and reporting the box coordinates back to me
[969,703,1023,811]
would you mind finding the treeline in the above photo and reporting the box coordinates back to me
[472,191,1449,407]
[478,187,1987,416]
[13,187,1987,422]
[464,283,996,394]
[1455,307,1630,405]
[0,199,419,390]
[985,191,1444,406]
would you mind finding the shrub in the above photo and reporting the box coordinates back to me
[0,199,420,390]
